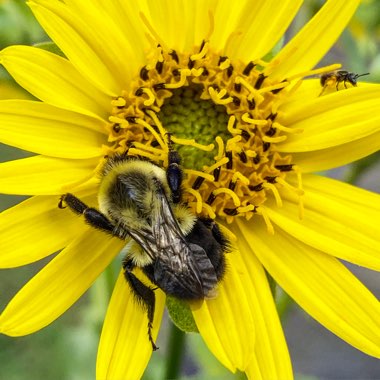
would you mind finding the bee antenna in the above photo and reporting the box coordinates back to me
[356,72,370,79]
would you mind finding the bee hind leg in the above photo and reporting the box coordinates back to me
[122,259,158,351]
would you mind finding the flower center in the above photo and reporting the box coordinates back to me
[106,42,305,226]
[159,84,229,170]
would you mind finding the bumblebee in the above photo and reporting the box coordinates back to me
[59,150,228,350]
[320,70,369,94]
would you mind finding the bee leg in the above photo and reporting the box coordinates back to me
[122,259,158,351]
[59,193,115,234]
[166,149,183,204]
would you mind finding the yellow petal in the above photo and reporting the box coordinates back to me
[281,79,376,107]
[144,0,207,51]
[267,0,360,80]
[0,229,124,336]
[220,0,302,62]
[0,195,92,267]
[229,224,294,380]
[45,0,147,89]
[28,0,133,95]
[294,173,380,216]
[291,131,380,172]
[76,0,148,59]
[0,155,98,195]
[0,100,107,159]
[209,0,243,52]
[239,218,380,358]
[0,46,110,118]
[280,80,380,171]
[97,270,165,380]
[265,174,380,271]
[191,251,256,372]
[245,356,264,380]
[278,85,380,152]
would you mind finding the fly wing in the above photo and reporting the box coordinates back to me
[126,180,218,299]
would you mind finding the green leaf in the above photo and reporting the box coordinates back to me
[34,42,66,58]
[166,296,199,333]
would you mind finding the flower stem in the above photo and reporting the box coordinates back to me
[164,322,186,379]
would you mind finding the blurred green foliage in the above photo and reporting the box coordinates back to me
[0,0,46,48]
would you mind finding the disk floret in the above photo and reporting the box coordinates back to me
[106,42,302,225]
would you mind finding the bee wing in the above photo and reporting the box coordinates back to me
[127,181,218,298]
[152,193,219,298]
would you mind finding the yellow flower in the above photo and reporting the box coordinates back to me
[1,1,380,379]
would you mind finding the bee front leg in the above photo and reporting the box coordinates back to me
[122,259,158,351]
[59,193,115,234]
[166,149,183,204]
